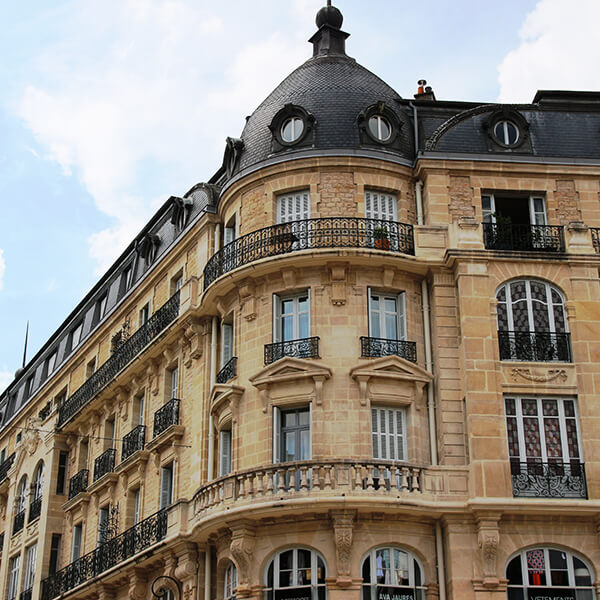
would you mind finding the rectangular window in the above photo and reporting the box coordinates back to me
[273,292,310,343]
[49,534,61,575]
[139,303,150,327]
[97,506,109,545]
[104,417,115,451]
[46,351,57,376]
[70,321,84,352]
[71,524,83,561]
[23,543,37,591]
[7,555,20,600]
[481,193,547,226]
[160,463,174,509]
[135,393,145,426]
[277,191,310,223]
[86,358,97,380]
[224,215,236,245]
[93,294,107,326]
[133,488,141,525]
[56,451,69,495]
[78,440,89,471]
[221,321,233,366]
[219,429,232,477]
[505,396,582,464]
[169,366,179,399]
[171,271,184,295]
[273,406,311,463]
[368,290,406,340]
[119,265,133,298]
[365,190,397,221]
[371,407,406,461]
[25,375,35,398]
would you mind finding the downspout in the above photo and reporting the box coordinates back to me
[436,520,447,600]
[207,316,218,481]
[204,548,211,600]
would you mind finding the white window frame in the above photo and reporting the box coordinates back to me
[71,523,83,561]
[133,488,141,525]
[273,291,310,343]
[368,289,406,341]
[221,321,234,366]
[225,562,238,600]
[481,193,547,225]
[32,462,44,501]
[16,476,28,514]
[47,351,57,375]
[23,544,37,592]
[505,396,582,463]
[7,554,20,600]
[139,303,150,327]
[365,190,397,221]
[265,548,327,595]
[71,322,83,349]
[219,429,232,477]
[371,407,407,461]
[160,463,174,509]
[135,393,145,426]
[277,191,310,224]
[361,547,425,596]
[273,405,312,465]
[170,366,179,400]
[97,506,109,545]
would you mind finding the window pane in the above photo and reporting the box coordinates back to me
[300,430,310,459]
[298,410,309,426]
[283,412,297,428]
[298,312,309,338]
[284,432,296,461]
[573,557,592,585]
[283,315,293,341]
[506,556,523,585]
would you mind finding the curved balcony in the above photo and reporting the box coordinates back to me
[203,218,415,290]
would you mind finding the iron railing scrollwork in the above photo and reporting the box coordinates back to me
[216,357,237,384]
[58,291,181,427]
[483,222,564,252]
[360,336,417,362]
[12,509,25,535]
[28,496,42,522]
[498,330,572,362]
[41,509,168,600]
[19,589,33,600]
[122,425,146,462]
[591,227,600,253]
[204,218,415,289]
[264,337,320,365]
[68,469,89,500]
[94,448,116,482]
[510,460,587,498]
[0,453,15,483]
[153,398,180,438]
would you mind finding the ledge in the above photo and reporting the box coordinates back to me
[146,425,185,454]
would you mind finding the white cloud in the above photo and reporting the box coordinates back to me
[0,248,5,291]
[497,0,600,103]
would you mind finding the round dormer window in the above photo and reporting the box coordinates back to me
[494,120,519,146]
[368,115,392,141]
[281,117,305,143]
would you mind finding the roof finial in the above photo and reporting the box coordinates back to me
[315,1,343,29]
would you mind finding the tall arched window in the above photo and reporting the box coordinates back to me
[16,476,28,514]
[506,548,595,599]
[224,562,237,600]
[265,548,326,600]
[361,547,425,600]
[496,280,571,362]
[32,462,44,500]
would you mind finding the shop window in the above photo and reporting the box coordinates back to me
[265,548,327,600]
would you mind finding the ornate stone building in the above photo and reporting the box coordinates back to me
[1,4,600,600]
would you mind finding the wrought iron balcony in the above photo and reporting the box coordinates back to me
[12,509,25,535]
[0,453,15,483]
[153,398,180,438]
[94,448,116,482]
[510,460,587,499]
[28,496,42,522]
[58,291,180,428]
[483,222,564,252]
[68,469,89,500]
[591,227,600,253]
[360,336,417,362]
[204,218,415,289]
[264,337,320,365]
[498,330,572,362]
[122,425,146,462]
[19,589,32,600]
[41,508,168,600]
[216,357,237,384]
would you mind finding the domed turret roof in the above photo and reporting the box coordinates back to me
[231,4,414,178]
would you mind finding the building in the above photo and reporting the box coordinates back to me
[2,3,600,600]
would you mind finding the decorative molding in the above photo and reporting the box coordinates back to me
[229,522,256,592]
[511,368,568,383]
[475,512,501,587]
[331,510,355,585]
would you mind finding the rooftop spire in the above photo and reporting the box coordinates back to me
[310,1,349,57]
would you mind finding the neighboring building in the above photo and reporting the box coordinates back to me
[2,4,600,600]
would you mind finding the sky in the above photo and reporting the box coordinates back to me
[1,0,600,393]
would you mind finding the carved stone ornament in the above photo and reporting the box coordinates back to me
[23,417,42,456]
[332,511,355,584]
[128,569,147,600]
[511,368,568,383]
[475,513,501,586]
[229,524,256,589]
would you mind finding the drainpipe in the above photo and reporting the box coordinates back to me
[204,548,211,600]
[421,279,437,466]
[207,316,218,481]
[415,180,424,226]
[436,520,447,600]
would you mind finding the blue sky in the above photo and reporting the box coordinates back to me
[1,0,599,391]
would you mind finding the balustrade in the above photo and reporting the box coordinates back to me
[28,496,42,522]
[216,357,237,384]
[483,222,564,252]
[12,510,25,535]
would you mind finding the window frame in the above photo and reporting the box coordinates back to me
[273,291,311,343]
[219,429,233,477]
[160,462,174,509]
[139,302,150,327]
[221,319,234,367]
[273,405,312,464]
[371,406,407,462]
[481,193,547,226]
[7,554,21,600]
[23,543,37,592]
[364,190,398,222]
[264,547,327,596]
[368,289,406,341]
[71,523,83,562]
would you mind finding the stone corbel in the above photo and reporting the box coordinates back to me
[229,521,256,596]
[256,384,270,414]
[328,262,348,306]
[97,583,116,600]
[183,317,205,365]
[147,358,162,397]
[116,387,130,422]
[128,569,147,600]
[163,553,177,579]
[281,267,297,290]
[119,472,129,495]
[475,512,501,587]
[331,510,355,586]
[355,375,370,406]
[313,376,326,406]
[174,542,198,596]
[382,266,395,288]
[238,279,257,321]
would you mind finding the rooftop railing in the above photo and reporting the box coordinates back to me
[483,222,564,252]
[58,291,180,428]
[204,218,415,289]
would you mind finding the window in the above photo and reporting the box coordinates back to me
[281,117,304,143]
[93,294,108,326]
[98,506,109,545]
[274,292,310,343]
[265,548,326,600]
[361,547,425,600]
[32,461,44,502]
[133,488,141,525]
[482,193,546,226]
[46,351,57,376]
[134,393,145,426]
[119,265,133,298]
[71,523,83,561]
[368,291,406,341]
[219,429,232,477]
[368,115,392,141]
[171,271,184,295]
[7,555,20,600]
[365,190,397,222]
[493,120,519,146]
[277,191,310,224]
[104,417,115,451]
[139,303,150,327]
[23,543,37,593]
[49,534,62,575]
[224,562,238,600]
[169,366,179,400]
[56,451,68,494]
[25,375,35,399]
[222,320,233,367]
[160,463,174,509]
[371,407,406,461]
[274,406,311,464]
[15,476,28,515]
[224,215,236,246]
[86,358,97,380]
[506,548,594,599]
[69,321,84,352]
[78,439,89,471]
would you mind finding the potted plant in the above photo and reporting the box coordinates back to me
[373,225,390,250]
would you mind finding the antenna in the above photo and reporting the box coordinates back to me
[22,321,29,368]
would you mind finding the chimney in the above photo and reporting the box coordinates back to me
[414,79,436,101]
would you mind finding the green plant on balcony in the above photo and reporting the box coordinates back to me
[373,225,390,249]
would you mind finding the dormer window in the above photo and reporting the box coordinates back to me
[281,117,305,143]
[368,115,392,141]
[358,102,402,148]
[269,104,315,151]
[483,109,530,151]
[494,120,519,146]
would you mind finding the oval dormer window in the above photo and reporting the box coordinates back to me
[368,115,392,141]
[494,120,519,146]
[281,117,305,143]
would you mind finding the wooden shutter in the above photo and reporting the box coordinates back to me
[365,191,397,221]
[371,407,405,460]
[277,191,310,223]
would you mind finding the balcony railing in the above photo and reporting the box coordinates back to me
[216,357,237,384]
[0,453,15,483]
[510,460,587,499]
[41,508,168,600]
[12,509,25,535]
[264,337,320,365]
[122,425,146,462]
[58,291,180,428]
[360,337,417,362]
[498,330,572,362]
[204,218,415,289]
[94,448,116,482]
[68,469,89,500]
[591,227,600,253]
[153,398,180,438]
[19,590,32,600]
[483,222,564,252]
[28,496,42,522]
